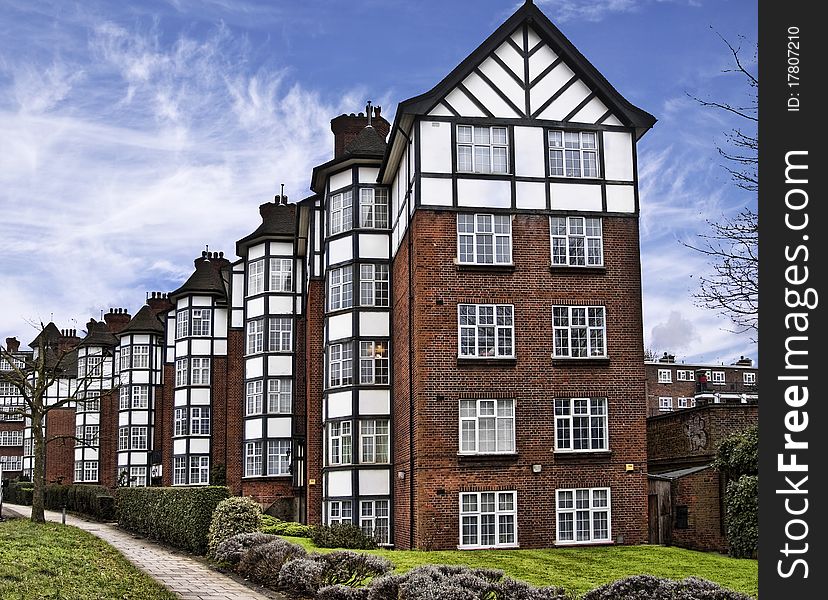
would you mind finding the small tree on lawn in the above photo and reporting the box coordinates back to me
[0,325,114,523]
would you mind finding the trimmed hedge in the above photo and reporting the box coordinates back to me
[5,482,33,505]
[44,484,115,521]
[312,523,378,549]
[260,514,315,538]
[207,496,262,558]
[725,475,758,558]
[117,486,230,554]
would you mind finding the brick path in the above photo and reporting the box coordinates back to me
[2,503,280,600]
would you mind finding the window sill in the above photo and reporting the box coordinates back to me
[242,474,292,479]
[551,357,610,366]
[457,357,517,367]
[457,452,519,464]
[553,450,611,458]
[549,265,605,274]
[554,539,613,547]
[458,544,519,550]
[455,263,516,273]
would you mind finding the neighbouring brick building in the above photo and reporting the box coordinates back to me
[2,1,660,550]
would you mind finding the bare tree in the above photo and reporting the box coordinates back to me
[0,328,112,523]
[685,31,758,336]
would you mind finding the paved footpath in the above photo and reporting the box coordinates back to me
[2,503,279,600]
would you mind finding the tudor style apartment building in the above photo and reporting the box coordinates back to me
[2,1,657,550]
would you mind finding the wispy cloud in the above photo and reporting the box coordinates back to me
[536,0,700,23]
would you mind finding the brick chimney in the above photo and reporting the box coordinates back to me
[731,356,754,367]
[330,105,390,158]
[658,352,676,363]
[103,308,132,334]
[58,329,80,354]
[5,337,20,353]
[202,250,231,273]
[147,292,174,316]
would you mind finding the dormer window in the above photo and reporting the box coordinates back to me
[457,126,509,174]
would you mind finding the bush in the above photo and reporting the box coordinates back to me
[312,523,378,549]
[116,486,229,554]
[725,475,758,558]
[318,585,370,600]
[214,532,277,565]
[581,575,751,600]
[714,425,758,480]
[278,557,325,597]
[5,482,33,505]
[260,514,315,538]
[237,537,307,588]
[44,484,115,521]
[319,551,393,587]
[207,496,262,558]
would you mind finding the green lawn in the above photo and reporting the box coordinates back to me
[0,519,177,600]
[283,536,758,598]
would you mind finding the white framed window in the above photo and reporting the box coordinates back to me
[359,264,389,307]
[133,345,150,368]
[268,318,292,352]
[79,391,100,413]
[245,441,263,477]
[268,379,292,414]
[85,356,103,377]
[554,398,607,452]
[328,342,354,388]
[711,371,726,384]
[556,488,611,544]
[119,346,131,372]
[459,491,517,549]
[328,420,352,465]
[329,190,353,235]
[360,419,390,463]
[191,309,211,337]
[130,466,147,487]
[744,372,756,385]
[676,370,693,381]
[550,217,603,266]
[76,460,99,482]
[246,380,263,415]
[190,358,210,385]
[328,266,353,311]
[0,455,23,471]
[173,456,187,485]
[176,311,189,340]
[118,427,129,451]
[190,406,211,435]
[458,304,514,358]
[548,130,599,178]
[360,500,390,544]
[0,410,23,421]
[175,358,188,387]
[270,258,293,292]
[246,318,264,354]
[552,306,606,358]
[130,426,148,450]
[677,397,692,409]
[659,397,673,412]
[360,341,389,385]
[459,399,515,454]
[360,188,389,228]
[327,500,353,526]
[457,214,512,265]
[0,430,22,446]
[131,386,148,409]
[189,455,210,484]
[457,125,509,174]
[86,425,99,446]
[173,408,188,437]
[267,439,291,476]
[0,382,19,396]
[248,259,265,295]
[657,369,672,384]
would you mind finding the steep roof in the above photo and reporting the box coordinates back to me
[77,319,118,348]
[236,199,297,256]
[168,253,229,301]
[28,322,62,350]
[118,305,165,336]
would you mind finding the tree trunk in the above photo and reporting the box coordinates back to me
[31,409,46,523]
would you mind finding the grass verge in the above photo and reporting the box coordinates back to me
[0,518,177,600]
[282,536,758,598]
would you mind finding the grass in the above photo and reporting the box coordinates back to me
[282,536,758,598]
[0,518,177,600]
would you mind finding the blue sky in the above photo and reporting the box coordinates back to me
[0,0,757,364]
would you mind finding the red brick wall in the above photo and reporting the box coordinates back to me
[224,329,244,494]
[304,280,325,525]
[45,407,75,484]
[0,422,24,478]
[211,353,230,490]
[98,390,117,488]
[670,469,727,553]
[160,364,174,486]
[647,404,758,471]
[402,210,648,549]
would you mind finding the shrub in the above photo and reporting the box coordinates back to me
[318,551,393,587]
[214,532,277,565]
[496,578,571,600]
[44,484,115,521]
[581,575,751,600]
[725,475,758,558]
[6,482,34,505]
[318,585,370,600]
[312,523,378,549]
[713,425,758,480]
[237,537,307,588]
[207,496,262,558]
[116,486,229,554]
[277,556,325,597]
[260,514,315,538]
